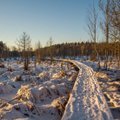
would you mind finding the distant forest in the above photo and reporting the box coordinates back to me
[41,42,119,60]
[0,41,119,61]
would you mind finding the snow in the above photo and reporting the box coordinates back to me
[0,59,114,120]
[96,68,120,119]
[0,60,77,120]
[0,82,13,94]
[62,60,113,120]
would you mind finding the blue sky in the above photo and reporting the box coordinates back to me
[0,0,100,47]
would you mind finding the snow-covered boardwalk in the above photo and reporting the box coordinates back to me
[62,60,113,120]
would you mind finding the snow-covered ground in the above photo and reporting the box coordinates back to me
[80,59,120,119]
[96,69,120,119]
[0,60,78,120]
[62,60,113,120]
[0,59,114,120]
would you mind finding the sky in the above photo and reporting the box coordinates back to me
[0,0,100,48]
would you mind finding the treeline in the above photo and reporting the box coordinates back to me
[0,39,120,70]
[1,41,119,61]
[0,41,10,59]
[40,42,120,60]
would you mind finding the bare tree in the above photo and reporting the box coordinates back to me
[99,0,111,69]
[87,1,97,43]
[99,0,120,69]
[17,32,31,70]
[99,0,111,43]
[87,0,101,69]
[35,41,42,66]
[110,0,120,31]
[109,0,120,68]
[47,37,54,62]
